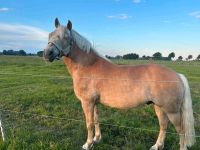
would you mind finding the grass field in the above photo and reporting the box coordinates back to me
[0,55,200,150]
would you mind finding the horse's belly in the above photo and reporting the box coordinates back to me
[100,98,146,109]
[99,86,147,109]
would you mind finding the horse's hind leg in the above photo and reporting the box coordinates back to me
[167,112,187,150]
[93,104,101,143]
[150,105,169,150]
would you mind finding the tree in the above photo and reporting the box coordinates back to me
[142,55,146,59]
[19,50,26,56]
[3,50,7,55]
[153,52,162,60]
[188,55,193,60]
[37,51,44,57]
[123,53,139,59]
[168,52,175,60]
[178,56,183,61]
[197,55,200,60]
[146,56,152,60]
[6,50,15,55]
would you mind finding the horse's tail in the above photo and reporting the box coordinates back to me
[179,74,196,147]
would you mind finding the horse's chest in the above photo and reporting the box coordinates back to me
[73,78,98,100]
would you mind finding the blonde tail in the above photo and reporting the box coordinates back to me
[179,74,196,147]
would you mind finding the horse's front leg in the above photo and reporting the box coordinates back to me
[93,104,101,143]
[81,101,95,150]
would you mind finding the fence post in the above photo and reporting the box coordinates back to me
[0,113,5,141]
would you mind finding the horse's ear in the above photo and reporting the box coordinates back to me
[55,18,60,28]
[67,20,72,31]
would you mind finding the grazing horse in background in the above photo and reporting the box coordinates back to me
[43,18,195,150]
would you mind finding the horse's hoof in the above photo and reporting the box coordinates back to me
[150,144,164,150]
[150,145,158,150]
[81,142,94,150]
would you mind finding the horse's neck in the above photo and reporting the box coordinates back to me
[63,56,77,76]
[63,44,109,76]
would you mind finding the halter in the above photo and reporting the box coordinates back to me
[48,30,74,59]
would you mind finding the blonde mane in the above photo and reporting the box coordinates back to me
[71,30,92,53]
[71,30,110,61]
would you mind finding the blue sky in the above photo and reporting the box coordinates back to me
[0,0,200,58]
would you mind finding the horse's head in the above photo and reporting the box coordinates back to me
[44,18,73,62]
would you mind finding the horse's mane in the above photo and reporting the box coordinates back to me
[71,30,92,53]
[71,30,110,61]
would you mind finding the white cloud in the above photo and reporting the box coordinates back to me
[0,23,49,52]
[107,14,132,20]
[133,0,142,4]
[190,11,200,20]
[0,8,9,12]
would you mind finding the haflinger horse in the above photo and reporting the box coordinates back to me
[44,18,195,150]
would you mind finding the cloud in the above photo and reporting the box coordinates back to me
[133,0,142,4]
[0,23,49,52]
[107,14,132,20]
[190,11,200,20]
[0,8,9,12]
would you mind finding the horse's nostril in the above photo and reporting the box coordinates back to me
[49,50,53,56]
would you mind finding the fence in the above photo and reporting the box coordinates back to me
[0,108,200,138]
[0,64,200,149]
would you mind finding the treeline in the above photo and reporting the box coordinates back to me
[0,50,35,56]
[0,50,43,57]
[106,52,200,61]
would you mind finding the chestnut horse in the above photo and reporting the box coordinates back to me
[44,18,195,150]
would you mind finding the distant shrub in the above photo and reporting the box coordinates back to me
[123,53,139,59]
[197,54,200,60]
[37,51,44,57]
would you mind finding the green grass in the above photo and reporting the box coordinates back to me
[0,55,200,150]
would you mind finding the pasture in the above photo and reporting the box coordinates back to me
[0,55,199,149]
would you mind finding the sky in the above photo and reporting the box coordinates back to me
[0,0,200,59]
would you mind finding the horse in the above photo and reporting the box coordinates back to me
[43,18,195,150]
